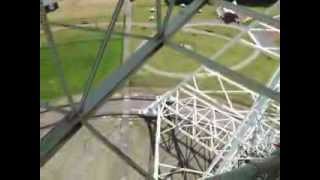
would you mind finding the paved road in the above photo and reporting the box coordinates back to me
[251,31,275,47]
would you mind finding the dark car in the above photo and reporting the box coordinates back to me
[222,12,240,24]
[43,0,59,13]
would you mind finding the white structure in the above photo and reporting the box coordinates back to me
[143,2,280,179]
[149,7,156,13]
[180,3,187,8]
[146,65,279,179]
[149,15,155,21]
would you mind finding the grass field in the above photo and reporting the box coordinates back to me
[41,0,278,100]
[40,29,123,100]
[193,25,253,42]
[41,24,278,100]
[40,1,279,180]
[145,30,254,71]
[48,0,219,24]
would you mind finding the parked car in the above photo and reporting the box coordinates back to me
[42,0,59,13]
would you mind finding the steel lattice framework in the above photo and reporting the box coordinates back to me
[145,68,279,178]
[40,0,280,179]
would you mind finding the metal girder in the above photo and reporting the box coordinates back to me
[201,67,280,178]
[49,22,153,40]
[155,0,162,32]
[147,2,280,178]
[162,0,175,34]
[83,121,151,179]
[166,41,280,102]
[79,0,125,109]
[40,112,80,167]
[40,0,207,167]
[40,101,69,114]
[82,0,208,113]
[40,3,76,112]
[205,150,280,180]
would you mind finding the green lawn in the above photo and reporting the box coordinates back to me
[143,30,254,74]
[40,29,123,100]
[240,54,279,84]
[41,1,280,180]
[41,26,277,105]
[48,0,218,25]
[41,1,278,103]
[194,25,253,42]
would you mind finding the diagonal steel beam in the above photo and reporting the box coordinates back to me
[201,67,280,178]
[40,112,81,167]
[83,121,151,179]
[82,0,208,113]
[40,0,207,167]
[40,3,76,112]
[205,150,280,180]
[156,0,162,33]
[79,0,125,110]
[49,22,153,40]
[162,0,175,34]
[165,41,280,102]
[40,101,70,114]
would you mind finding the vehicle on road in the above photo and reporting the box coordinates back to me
[216,6,240,24]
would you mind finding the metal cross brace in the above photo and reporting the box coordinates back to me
[40,0,208,167]
[166,41,280,102]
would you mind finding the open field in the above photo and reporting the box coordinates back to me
[40,1,279,180]
[41,25,277,100]
[40,29,123,100]
[48,0,220,24]
[193,25,253,42]
[47,0,118,23]
[41,23,278,100]
[48,0,270,24]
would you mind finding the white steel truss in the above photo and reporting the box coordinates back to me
[147,67,280,179]
[202,67,280,178]
[143,2,280,179]
[41,0,280,178]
